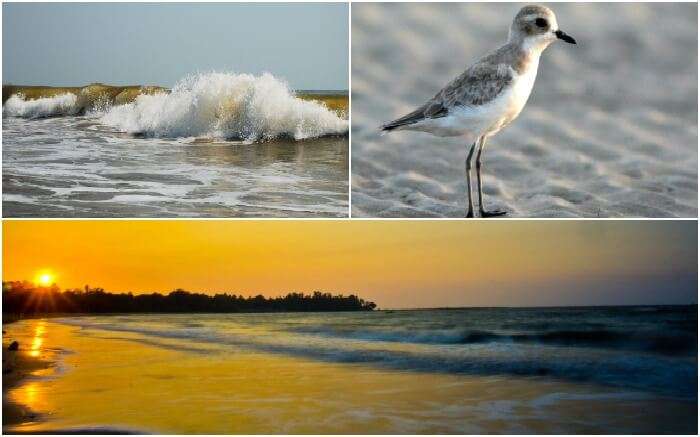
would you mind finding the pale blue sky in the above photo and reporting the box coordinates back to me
[3,2,348,90]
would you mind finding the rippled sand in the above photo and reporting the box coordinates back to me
[351,3,698,217]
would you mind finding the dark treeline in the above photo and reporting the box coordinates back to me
[2,281,377,315]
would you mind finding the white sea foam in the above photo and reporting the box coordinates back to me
[100,72,348,141]
[3,93,78,118]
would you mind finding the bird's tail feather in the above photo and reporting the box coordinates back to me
[380,104,429,133]
[379,122,400,133]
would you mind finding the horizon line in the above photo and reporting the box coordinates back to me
[3,281,695,310]
[381,303,697,311]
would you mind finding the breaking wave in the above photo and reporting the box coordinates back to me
[99,72,348,141]
[2,73,348,142]
[3,93,78,118]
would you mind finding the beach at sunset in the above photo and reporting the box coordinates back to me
[4,308,697,434]
[2,220,698,434]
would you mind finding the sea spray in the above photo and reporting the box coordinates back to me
[99,72,348,141]
[3,93,78,118]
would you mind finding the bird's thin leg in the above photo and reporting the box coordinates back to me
[476,136,507,218]
[465,141,477,218]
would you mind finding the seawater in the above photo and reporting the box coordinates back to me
[5,306,697,434]
[2,73,348,218]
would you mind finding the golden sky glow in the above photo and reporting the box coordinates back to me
[3,220,696,308]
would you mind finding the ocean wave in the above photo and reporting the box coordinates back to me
[289,325,697,356]
[56,317,697,399]
[2,84,163,119]
[3,93,78,118]
[509,329,696,354]
[99,72,348,141]
[290,325,472,344]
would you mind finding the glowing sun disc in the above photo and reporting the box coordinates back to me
[36,272,55,286]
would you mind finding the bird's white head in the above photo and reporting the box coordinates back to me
[509,5,576,53]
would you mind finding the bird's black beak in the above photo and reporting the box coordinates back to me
[555,29,576,44]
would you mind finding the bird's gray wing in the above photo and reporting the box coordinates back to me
[381,61,513,131]
[437,62,514,107]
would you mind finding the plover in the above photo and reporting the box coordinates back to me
[381,5,576,217]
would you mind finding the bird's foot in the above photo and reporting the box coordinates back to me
[466,209,475,218]
[480,209,507,218]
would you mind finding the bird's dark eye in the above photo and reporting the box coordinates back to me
[535,18,548,28]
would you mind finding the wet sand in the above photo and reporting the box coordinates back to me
[2,327,50,429]
[351,3,698,217]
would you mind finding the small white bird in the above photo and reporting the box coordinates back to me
[381,5,576,217]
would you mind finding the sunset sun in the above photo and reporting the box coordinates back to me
[35,271,55,286]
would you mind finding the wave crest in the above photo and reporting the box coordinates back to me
[99,72,348,141]
[3,93,78,118]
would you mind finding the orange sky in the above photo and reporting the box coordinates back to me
[2,220,696,308]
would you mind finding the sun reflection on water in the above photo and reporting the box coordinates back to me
[30,322,46,358]
[21,381,40,406]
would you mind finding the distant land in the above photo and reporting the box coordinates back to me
[2,281,376,315]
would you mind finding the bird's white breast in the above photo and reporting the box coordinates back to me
[482,59,539,137]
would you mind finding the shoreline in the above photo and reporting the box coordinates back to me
[2,322,141,435]
[2,332,51,431]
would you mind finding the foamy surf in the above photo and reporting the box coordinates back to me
[100,72,348,141]
[3,93,78,118]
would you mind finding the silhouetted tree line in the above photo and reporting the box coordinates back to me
[2,281,377,315]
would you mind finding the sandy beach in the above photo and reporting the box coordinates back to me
[351,3,698,217]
